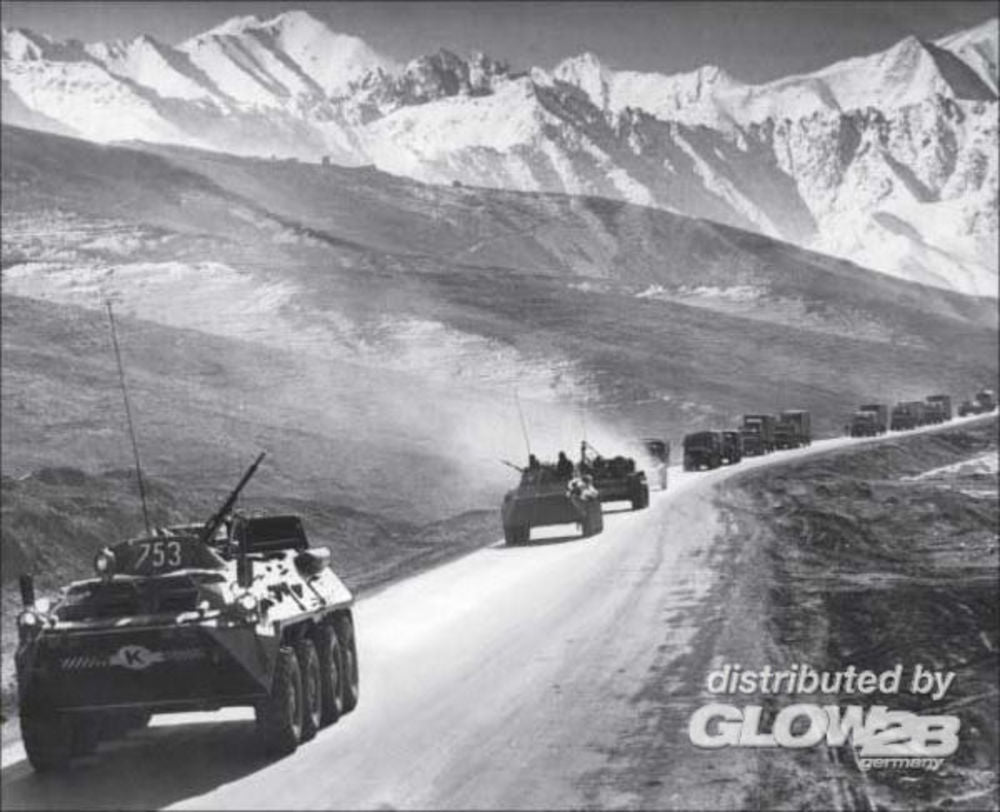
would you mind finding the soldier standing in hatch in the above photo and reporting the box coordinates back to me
[556,451,573,479]
[528,454,541,470]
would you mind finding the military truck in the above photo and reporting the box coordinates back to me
[740,414,776,456]
[975,389,997,412]
[683,431,723,470]
[638,438,670,490]
[720,431,743,465]
[958,389,998,416]
[579,442,649,509]
[14,454,359,772]
[774,410,811,449]
[924,395,952,424]
[890,401,926,430]
[850,410,880,437]
[501,464,603,545]
[858,404,888,434]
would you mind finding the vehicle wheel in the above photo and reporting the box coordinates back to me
[256,645,303,757]
[295,638,322,742]
[582,503,603,537]
[335,615,360,714]
[21,708,73,772]
[316,622,345,727]
[504,525,524,545]
[631,485,649,510]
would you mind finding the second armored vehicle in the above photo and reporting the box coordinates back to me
[501,463,604,545]
[14,454,360,773]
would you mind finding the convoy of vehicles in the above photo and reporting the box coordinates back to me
[13,377,992,775]
[14,454,359,772]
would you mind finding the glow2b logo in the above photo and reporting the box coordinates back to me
[688,704,960,771]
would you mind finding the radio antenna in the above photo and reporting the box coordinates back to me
[514,388,532,457]
[106,301,152,536]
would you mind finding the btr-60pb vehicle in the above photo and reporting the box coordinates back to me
[14,454,359,772]
[579,442,649,510]
[501,462,603,545]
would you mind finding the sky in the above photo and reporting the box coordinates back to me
[1,1,996,82]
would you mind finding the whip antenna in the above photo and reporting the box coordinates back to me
[106,301,152,536]
[514,388,532,457]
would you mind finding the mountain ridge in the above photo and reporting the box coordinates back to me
[1,11,997,296]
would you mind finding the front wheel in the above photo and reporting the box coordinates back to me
[256,646,303,757]
[21,707,73,773]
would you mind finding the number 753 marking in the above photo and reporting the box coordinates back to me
[134,540,182,570]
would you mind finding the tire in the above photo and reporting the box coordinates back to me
[256,645,303,757]
[582,502,603,537]
[631,484,649,510]
[335,615,360,714]
[21,708,73,772]
[295,639,322,742]
[316,622,345,727]
[504,524,525,545]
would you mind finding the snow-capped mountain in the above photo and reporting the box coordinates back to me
[2,11,997,296]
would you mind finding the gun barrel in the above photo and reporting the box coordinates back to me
[199,452,266,544]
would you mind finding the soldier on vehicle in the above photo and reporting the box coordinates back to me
[556,451,573,479]
[528,454,541,470]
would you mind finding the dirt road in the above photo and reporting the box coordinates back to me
[1,415,994,810]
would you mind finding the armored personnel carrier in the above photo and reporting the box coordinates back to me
[14,454,359,772]
[501,462,603,545]
[579,442,649,510]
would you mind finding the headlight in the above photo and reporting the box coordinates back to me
[18,610,38,629]
[94,548,116,580]
[237,592,258,613]
[229,591,260,624]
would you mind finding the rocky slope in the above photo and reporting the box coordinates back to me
[2,11,996,296]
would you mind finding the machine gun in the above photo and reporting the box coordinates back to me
[500,458,526,473]
[199,452,266,546]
